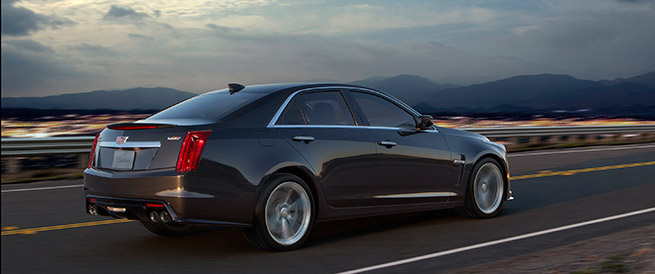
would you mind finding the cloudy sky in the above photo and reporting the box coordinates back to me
[1,0,654,97]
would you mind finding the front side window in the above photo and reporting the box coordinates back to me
[351,91,416,128]
[277,90,355,126]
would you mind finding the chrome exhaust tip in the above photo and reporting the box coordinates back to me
[149,211,160,223]
[159,211,172,223]
[88,204,98,215]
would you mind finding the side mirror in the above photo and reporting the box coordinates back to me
[417,115,434,130]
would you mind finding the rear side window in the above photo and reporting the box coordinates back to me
[351,92,416,128]
[146,91,262,121]
[277,91,355,126]
[278,99,306,125]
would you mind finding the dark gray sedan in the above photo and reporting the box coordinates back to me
[84,83,512,251]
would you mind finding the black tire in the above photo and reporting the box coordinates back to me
[243,173,315,251]
[456,158,506,218]
[141,220,197,236]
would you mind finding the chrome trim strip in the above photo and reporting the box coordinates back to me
[156,188,214,198]
[272,125,439,133]
[266,86,423,128]
[106,206,126,212]
[274,125,367,129]
[292,136,315,142]
[374,192,458,199]
[267,89,305,128]
[453,159,466,165]
[378,140,397,146]
[99,141,161,148]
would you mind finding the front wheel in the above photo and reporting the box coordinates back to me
[243,174,315,251]
[456,158,506,218]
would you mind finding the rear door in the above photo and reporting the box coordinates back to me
[273,89,379,207]
[346,90,458,204]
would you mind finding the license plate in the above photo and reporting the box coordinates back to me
[112,149,135,170]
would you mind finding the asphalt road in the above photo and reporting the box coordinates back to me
[2,144,654,274]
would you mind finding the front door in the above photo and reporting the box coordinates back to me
[347,90,459,205]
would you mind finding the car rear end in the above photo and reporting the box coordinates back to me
[84,123,215,223]
[83,88,267,227]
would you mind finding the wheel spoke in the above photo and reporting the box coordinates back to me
[288,199,303,212]
[280,218,292,239]
[479,191,489,207]
[268,216,281,234]
[283,189,293,204]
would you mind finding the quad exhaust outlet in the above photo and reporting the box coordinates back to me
[159,211,172,223]
[149,211,160,223]
[88,204,98,215]
[149,211,172,223]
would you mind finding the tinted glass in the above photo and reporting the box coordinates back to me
[146,90,262,121]
[296,91,355,126]
[351,92,416,128]
[277,99,306,125]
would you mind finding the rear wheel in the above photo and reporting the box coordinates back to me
[141,220,196,236]
[243,174,315,251]
[456,158,506,218]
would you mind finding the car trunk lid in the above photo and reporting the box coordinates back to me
[93,122,199,171]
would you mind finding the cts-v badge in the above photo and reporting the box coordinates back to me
[167,136,182,141]
[116,136,128,144]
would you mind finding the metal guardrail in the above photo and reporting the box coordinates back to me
[1,125,655,157]
[465,125,655,138]
[1,136,95,157]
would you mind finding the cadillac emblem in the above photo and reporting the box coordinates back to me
[116,136,129,144]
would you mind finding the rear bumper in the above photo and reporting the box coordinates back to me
[85,195,249,227]
[86,195,176,221]
[83,167,252,227]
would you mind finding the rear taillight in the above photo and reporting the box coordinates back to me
[146,203,165,208]
[88,133,99,168]
[176,130,212,173]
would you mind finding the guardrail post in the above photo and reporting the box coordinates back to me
[4,158,22,174]
[77,154,89,169]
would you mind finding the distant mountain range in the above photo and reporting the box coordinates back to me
[1,87,195,110]
[353,72,655,116]
[2,72,654,117]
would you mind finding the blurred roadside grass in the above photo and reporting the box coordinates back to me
[570,254,632,274]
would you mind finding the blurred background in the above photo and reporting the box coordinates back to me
[2,0,654,179]
[2,2,655,273]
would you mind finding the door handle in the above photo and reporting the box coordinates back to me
[377,140,397,148]
[292,136,315,143]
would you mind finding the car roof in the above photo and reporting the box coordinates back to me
[204,82,376,96]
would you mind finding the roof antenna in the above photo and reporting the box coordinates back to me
[228,83,245,94]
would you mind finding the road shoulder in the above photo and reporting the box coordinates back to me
[450,224,655,273]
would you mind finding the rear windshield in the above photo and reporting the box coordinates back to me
[145,90,263,121]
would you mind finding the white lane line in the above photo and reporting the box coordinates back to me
[337,206,655,274]
[1,184,83,193]
[509,144,655,157]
